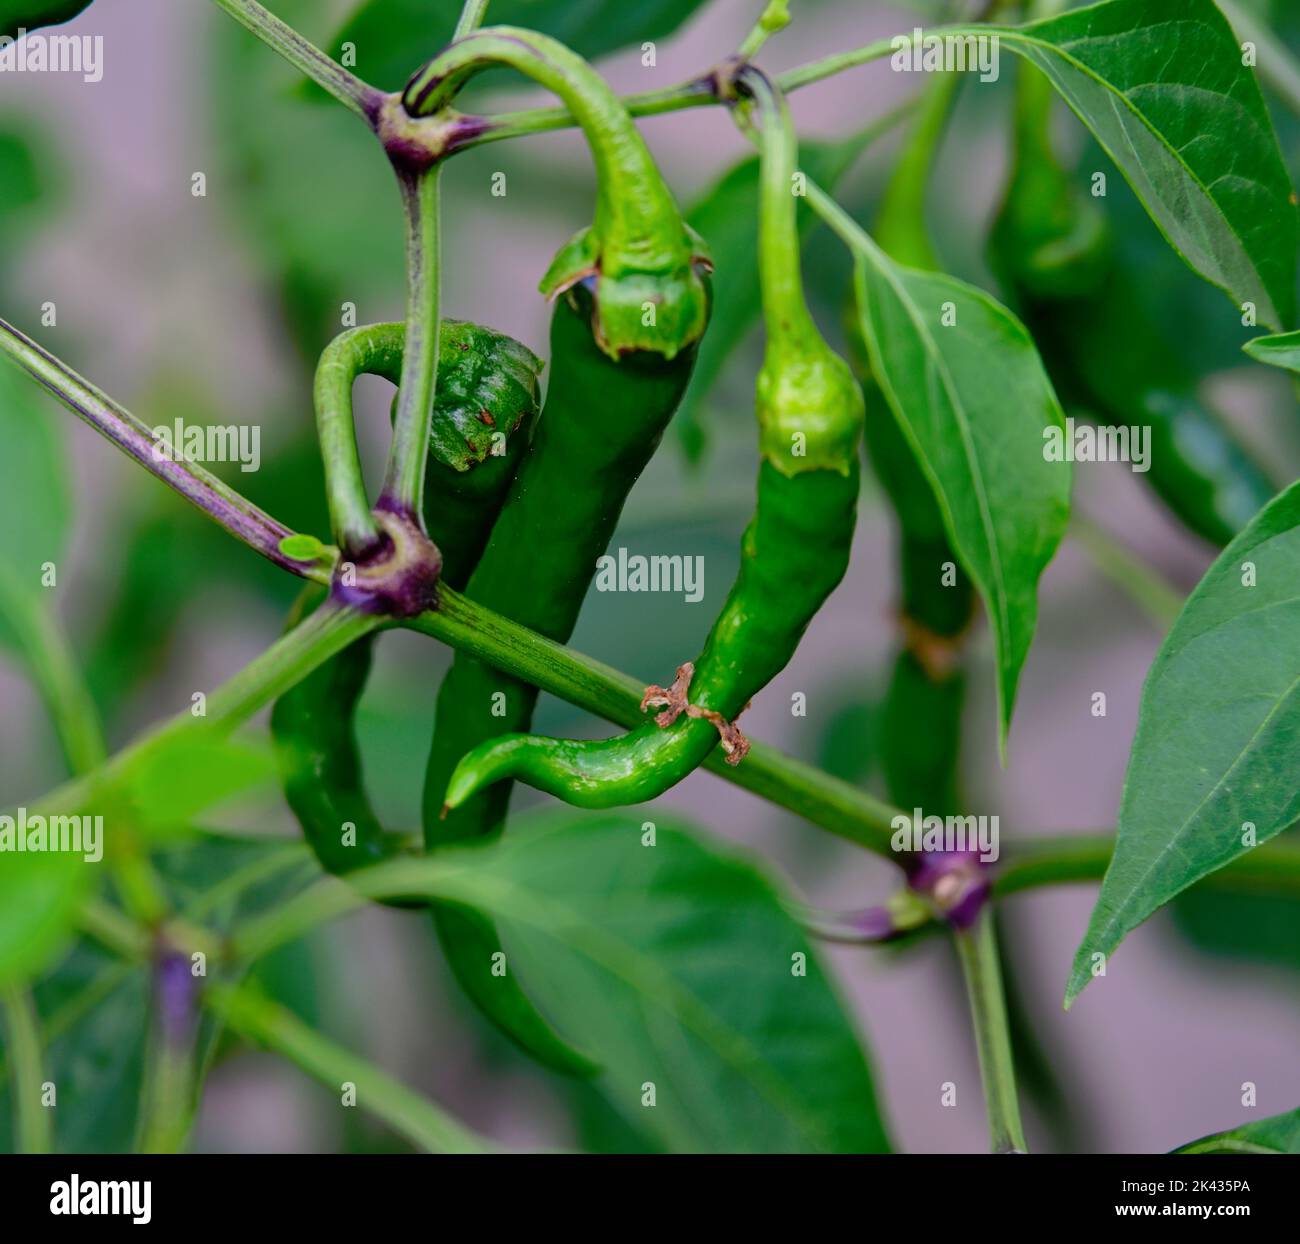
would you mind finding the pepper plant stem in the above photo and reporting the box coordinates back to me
[459,29,945,152]
[380,168,443,519]
[205,980,493,1154]
[209,0,381,120]
[953,907,1028,1153]
[404,594,901,858]
[14,602,382,825]
[0,318,331,584]
[0,987,51,1154]
[454,0,491,40]
[996,834,1300,897]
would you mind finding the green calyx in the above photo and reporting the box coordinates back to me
[404,27,710,360]
[756,344,864,477]
[539,225,711,360]
[742,65,863,476]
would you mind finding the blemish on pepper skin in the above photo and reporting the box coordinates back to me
[478,409,495,426]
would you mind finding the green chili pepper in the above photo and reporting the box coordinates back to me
[271,317,541,892]
[989,63,1275,547]
[438,67,863,814]
[407,28,709,1074]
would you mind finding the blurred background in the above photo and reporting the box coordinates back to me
[0,0,1298,1153]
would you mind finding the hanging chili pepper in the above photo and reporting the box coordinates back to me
[406,27,709,1074]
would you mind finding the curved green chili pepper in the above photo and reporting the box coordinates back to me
[410,31,710,1074]
[272,318,541,892]
[439,67,863,814]
[989,63,1275,547]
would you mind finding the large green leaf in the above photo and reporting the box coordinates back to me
[851,252,1070,747]
[1066,481,1300,1005]
[998,0,1299,330]
[1173,1105,1300,1153]
[0,0,93,38]
[325,0,713,93]
[431,811,890,1154]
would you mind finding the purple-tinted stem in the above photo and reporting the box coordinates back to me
[0,317,327,581]
[155,949,199,1049]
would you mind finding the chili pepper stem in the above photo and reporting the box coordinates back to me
[453,0,491,40]
[0,988,51,1154]
[209,0,383,121]
[379,165,444,522]
[402,27,709,357]
[0,317,333,584]
[954,907,1028,1153]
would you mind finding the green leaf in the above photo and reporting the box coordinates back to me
[0,847,89,990]
[1000,0,1299,330]
[0,946,148,1153]
[325,0,713,94]
[851,252,1070,748]
[678,121,902,463]
[0,355,69,624]
[1243,329,1300,372]
[277,533,326,562]
[114,734,279,840]
[1173,1105,1300,1153]
[431,811,891,1154]
[0,0,93,38]
[1066,481,1300,1006]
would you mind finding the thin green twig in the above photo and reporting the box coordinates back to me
[380,168,443,516]
[1069,513,1183,629]
[953,907,1028,1153]
[1,987,52,1153]
[453,0,491,40]
[209,0,380,120]
[738,0,791,61]
[206,980,493,1153]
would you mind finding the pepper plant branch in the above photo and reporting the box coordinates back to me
[818,836,1300,947]
[16,602,382,827]
[953,907,1028,1153]
[448,26,958,152]
[995,833,1300,898]
[0,318,333,585]
[738,0,791,61]
[1069,512,1183,629]
[204,979,493,1154]
[209,0,381,120]
[403,595,900,858]
[379,167,443,519]
[0,987,51,1154]
[0,564,105,777]
[453,0,492,41]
